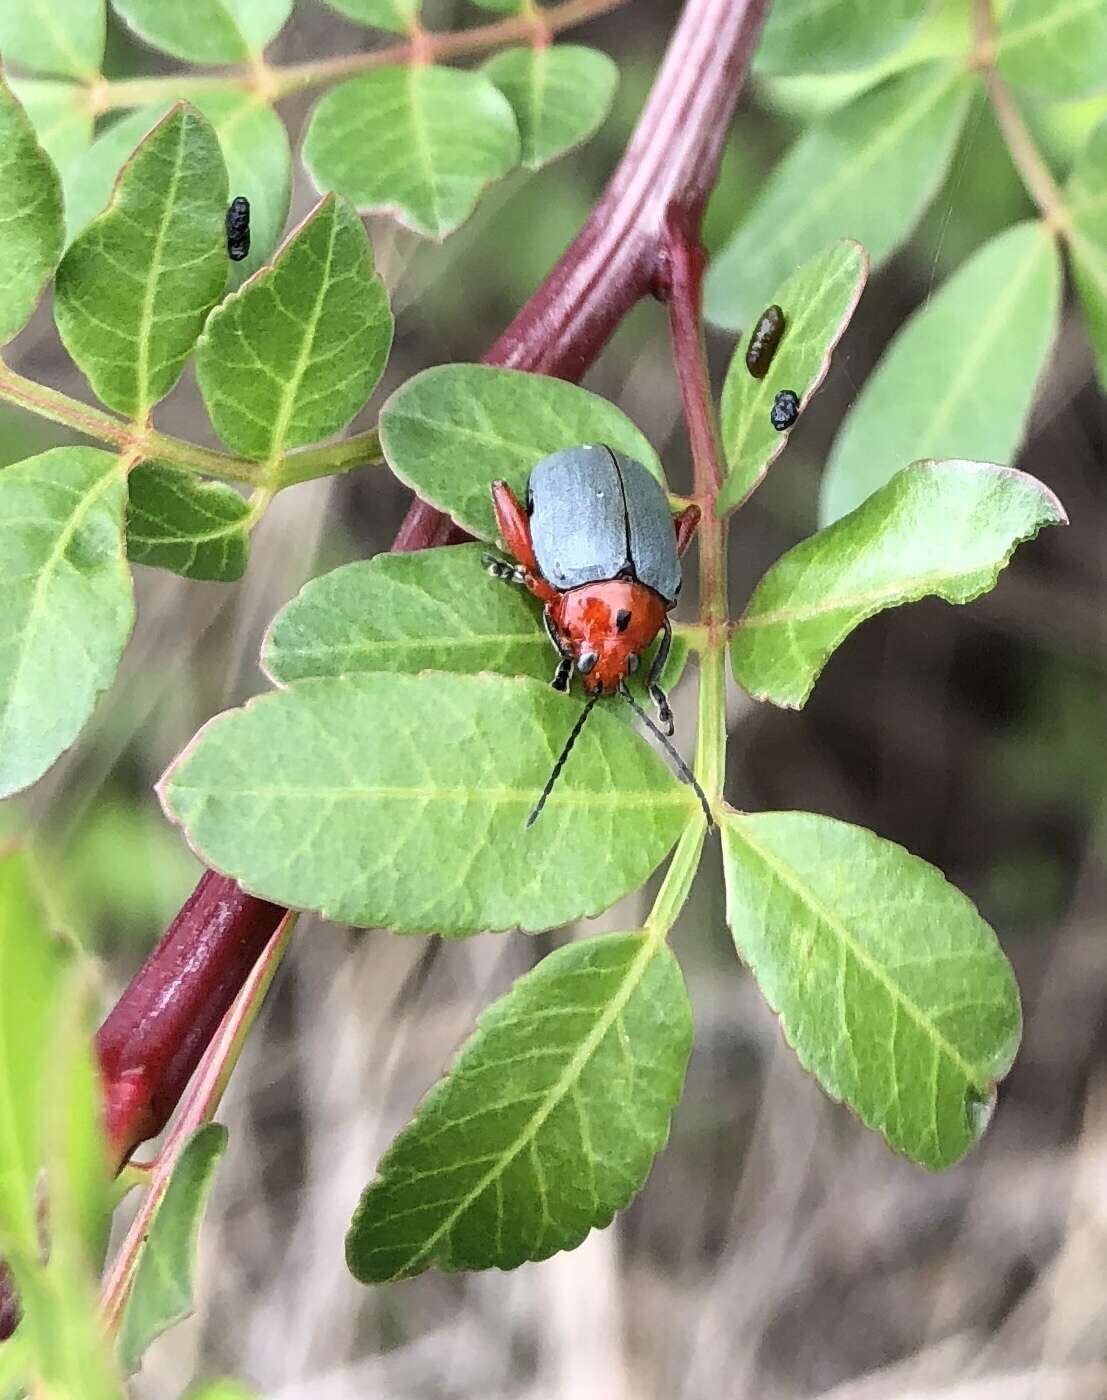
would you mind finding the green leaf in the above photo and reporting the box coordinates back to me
[0,448,132,799]
[260,544,687,710]
[346,930,691,1281]
[0,0,105,79]
[302,65,520,239]
[1067,117,1107,390]
[718,240,867,515]
[997,0,1107,101]
[819,221,1061,525]
[755,0,935,75]
[63,96,291,276]
[483,45,617,170]
[110,0,293,61]
[127,464,250,582]
[195,194,392,461]
[117,1124,229,1374]
[704,63,970,331]
[183,1383,260,1400]
[379,364,662,539]
[159,673,693,935]
[720,809,1022,1169]
[0,79,64,347]
[0,850,70,1253]
[468,0,523,13]
[54,104,228,420]
[318,0,418,31]
[8,78,93,173]
[732,460,1065,709]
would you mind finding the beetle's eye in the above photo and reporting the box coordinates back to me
[627,653,640,674]
[615,608,631,632]
[577,651,598,675]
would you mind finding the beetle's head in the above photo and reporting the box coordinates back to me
[552,580,669,695]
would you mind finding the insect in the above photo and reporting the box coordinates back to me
[745,303,786,379]
[770,389,800,431]
[225,196,251,262]
[482,443,712,828]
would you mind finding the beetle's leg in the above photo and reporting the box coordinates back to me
[673,504,701,558]
[544,610,573,692]
[647,617,675,735]
[491,480,540,574]
[543,608,569,656]
[482,552,527,585]
[550,655,574,693]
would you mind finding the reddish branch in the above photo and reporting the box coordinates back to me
[0,0,768,1345]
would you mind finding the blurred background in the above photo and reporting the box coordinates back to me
[5,0,1107,1395]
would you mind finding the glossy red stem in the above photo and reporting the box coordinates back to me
[0,0,768,1346]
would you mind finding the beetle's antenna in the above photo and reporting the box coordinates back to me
[619,685,714,829]
[526,696,599,828]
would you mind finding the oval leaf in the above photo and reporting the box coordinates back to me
[302,65,519,240]
[997,0,1107,101]
[0,448,132,798]
[0,0,105,79]
[732,459,1065,708]
[158,673,693,935]
[110,0,293,62]
[318,0,418,31]
[260,544,687,709]
[380,364,662,539]
[0,79,64,346]
[705,63,970,331]
[195,195,392,461]
[117,1123,228,1374]
[721,809,1021,1170]
[819,220,1061,524]
[127,464,250,582]
[9,78,93,174]
[483,45,617,170]
[346,930,691,1282]
[1068,117,1107,391]
[54,104,228,421]
[755,0,935,75]
[718,240,867,515]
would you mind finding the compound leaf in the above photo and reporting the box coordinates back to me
[0,79,64,346]
[721,809,1021,1170]
[54,104,228,421]
[820,221,1061,524]
[379,364,662,539]
[346,930,691,1282]
[718,240,867,514]
[260,543,687,709]
[159,673,693,935]
[732,460,1065,708]
[117,1124,228,1374]
[0,0,105,79]
[110,0,293,62]
[997,0,1107,101]
[705,63,969,330]
[127,465,250,582]
[0,448,132,799]
[755,0,935,75]
[302,65,519,239]
[195,194,391,461]
[1068,117,1107,391]
[483,45,617,170]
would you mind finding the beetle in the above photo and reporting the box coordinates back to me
[770,388,800,431]
[745,303,786,379]
[481,443,711,826]
[225,195,251,262]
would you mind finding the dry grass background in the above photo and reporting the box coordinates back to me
[8,2,1107,1395]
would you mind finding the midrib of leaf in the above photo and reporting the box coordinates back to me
[726,817,983,1087]
[737,564,980,629]
[406,67,442,233]
[131,516,244,546]
[265,203,340,469]
[135,118,189,423]
[917,234,1049,446]
[998,0,1102,54]
[750,68,961,256]
[383,932,660,1279]
[26,0,98,79]
[0,464,122,744]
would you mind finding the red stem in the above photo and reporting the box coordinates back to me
[0,0,768,1346]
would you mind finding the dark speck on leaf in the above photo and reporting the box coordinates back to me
[770,389,800,432]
